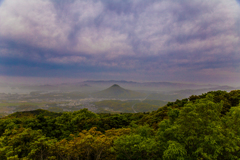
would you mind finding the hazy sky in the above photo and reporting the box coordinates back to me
[0,0,240,85]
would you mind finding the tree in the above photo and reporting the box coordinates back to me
[114,125,158,160]
[27,135,56,160]
[219,106,240,159]
[157,95,225,159]
[54,127,131,160]
[0,127,55,159]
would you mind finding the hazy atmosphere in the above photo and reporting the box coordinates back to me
[0,0,240,85]
[1,1,240,159]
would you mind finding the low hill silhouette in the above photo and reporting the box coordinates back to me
[92,84,146,99]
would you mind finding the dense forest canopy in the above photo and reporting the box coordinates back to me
[0,90,240,159]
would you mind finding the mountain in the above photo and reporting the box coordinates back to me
[83,80,223,92]
[91,84,146,99]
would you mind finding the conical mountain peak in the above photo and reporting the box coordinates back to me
[111,84,120,87]
[92,84,146,99]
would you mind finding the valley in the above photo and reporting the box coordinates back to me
[0,81,238,117]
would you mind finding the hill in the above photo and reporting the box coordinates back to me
[1,90,240,159]
[3,109,62,119]
[91,84,146,99]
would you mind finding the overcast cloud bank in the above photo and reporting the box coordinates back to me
[0,0,239,85]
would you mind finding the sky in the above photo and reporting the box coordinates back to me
[0,0,240,86]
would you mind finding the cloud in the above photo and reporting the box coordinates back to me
[47,56,86,64]
[0,0,239,84]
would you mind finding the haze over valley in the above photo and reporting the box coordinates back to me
[0,80,239,117]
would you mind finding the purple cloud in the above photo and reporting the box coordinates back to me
[0,0,239,85]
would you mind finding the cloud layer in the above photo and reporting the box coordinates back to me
[0,0,239,84]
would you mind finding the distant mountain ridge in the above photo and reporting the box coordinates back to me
[83,80,221,91]
[91,84,146,99]
[1,80,238,94]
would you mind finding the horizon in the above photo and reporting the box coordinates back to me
[0,77,239,87]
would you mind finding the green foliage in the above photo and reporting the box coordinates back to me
[219,106,240,159]
[5,109,62,118]
[0,128,55,159]
[163,141,187,160]
[0,90,240,159]
[114,125,158,160]
[157,94,240,159]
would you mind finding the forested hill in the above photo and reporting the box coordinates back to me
[1,90,240,159]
